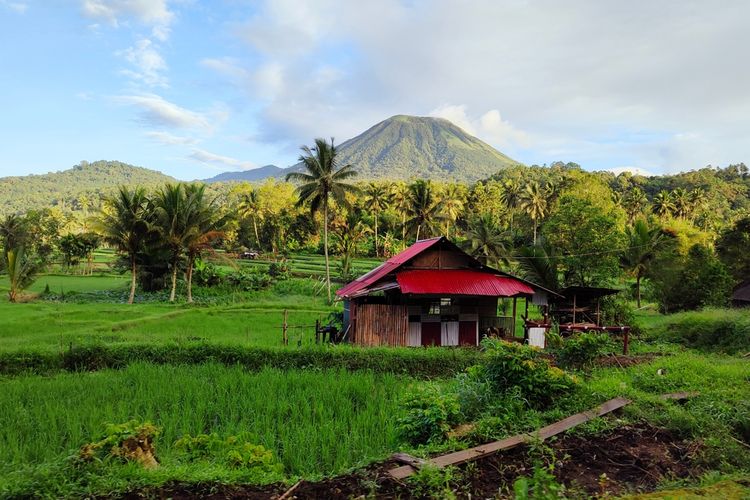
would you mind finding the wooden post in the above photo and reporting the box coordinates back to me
[596,298,601,327]
[283,309,288,346]
[523,298,529,342]
[622,327,629,355]
[315,318,320,344]
[512,297,517,338]
[572,294,577,325]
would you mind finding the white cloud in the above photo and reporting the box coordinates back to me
[188,149,256,171]
[117,94,213,130]
[217,0,750,172]
[608,166,656,177]
[0,0,28,13]
[81,0,174,33]
[145,131,197,145]
[118,38,168,87]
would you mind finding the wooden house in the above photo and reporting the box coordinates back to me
[336,237,553,347]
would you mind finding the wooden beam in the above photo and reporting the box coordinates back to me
[388,397,631,479]
[659,391,699,401]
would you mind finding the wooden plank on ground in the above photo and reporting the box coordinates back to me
[659,391,699,401]
[388,396,631,480]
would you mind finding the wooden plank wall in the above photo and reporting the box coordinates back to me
[354,304,409,346]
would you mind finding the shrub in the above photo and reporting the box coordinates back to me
[476,339,578,408]
[396,384,462,445]
[174,433,282,473]
[268,261,290,280]
[555,332,613,368]
[225,269,273,291]
[646,309,750,354]
[77,421,160,469]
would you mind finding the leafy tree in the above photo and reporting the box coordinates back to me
[619,219,670,307]
[463,213,509,267]
[405,180,445,241]
[286,138,359,302]
[519,181,549,245]
[0,215,39,302]
[59,233,100,274]
[363,182,391,256]
[95,186,153,304]
[543,195,624,286]
[716,216,750,282]
[333,212,371,280]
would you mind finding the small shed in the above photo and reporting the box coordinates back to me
[336,237,552,347]
[732,281,750,307]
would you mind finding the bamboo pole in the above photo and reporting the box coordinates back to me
[283,309,288,346]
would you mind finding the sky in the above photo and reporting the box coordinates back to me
[1,0,748,180]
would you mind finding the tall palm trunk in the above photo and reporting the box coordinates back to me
[186,255,195,303]
[169,257,178,302]
[533,220,537,245]
[374,211,379,257]
[253,218,260,249]
[416,224,421,242]
[323,198,331,303]
[636,274,642,309]
[128,257,137,304]
[401,213,406,241]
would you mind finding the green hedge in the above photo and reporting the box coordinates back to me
[646,308,750,354]
[0,344,483,378]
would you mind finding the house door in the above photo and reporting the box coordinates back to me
[421,322,441,346]
[458,321,477,346]
[441,321,459,346]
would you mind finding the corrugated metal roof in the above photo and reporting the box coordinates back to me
[336,237,443,298]
[396,269,535,297]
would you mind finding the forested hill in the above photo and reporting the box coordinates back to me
[0,161,175,215]
[294,115,522,181]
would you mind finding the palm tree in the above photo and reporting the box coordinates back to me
[237,188,263,250]
[363,182,392,256]
[463,213,509,267]
[154,183,190,302]
[499,179,522,232]
[440,184,465,239]
[623,187,648,223]
[672,188,691,219]
[689,188,707,220]
[652,190,674,219]
[519,181,549,245]
[286,138,359,302]
[405,180,445,241]
[0,215,37,303]
[95,186,152,304]
[390,181,409,242]
[516,241,561,293]
[620,218,667,307]
[183,184,226,303]
[333,212,371,280]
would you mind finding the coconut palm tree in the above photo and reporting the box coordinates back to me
[519,181,549,245]
[652,190,675,219]
[390,181,409,242]
[689,188,707,220]
[95,186,152,304]
[0,215,38,303]
[183,184,226,303]
[363,182,392,256]
[623,187,648,224]
[286,138,359,302]
[499,179,522,231]
[672,187,691,219]
[463,213,509,267]
[620,218,668,307]
[516,241,561,293]
[333,212,371,280]
[405,180,445,242]
[154,183,190,302]
[440,184,465,239]
[237,188,263,250]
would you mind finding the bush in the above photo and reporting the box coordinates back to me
[174,433,282,473]
[225,269,273,291]
[397,385,462,445]
[476,339,578,408]
[646,309,750,354]
[555,332,613,368]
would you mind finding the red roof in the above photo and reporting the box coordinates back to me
[336,237,443,298]
[397,269,534,297]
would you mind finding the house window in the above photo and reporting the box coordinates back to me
[428,298,452,315]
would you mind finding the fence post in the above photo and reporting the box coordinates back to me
[315,318,320,344]
[283,309,288,346]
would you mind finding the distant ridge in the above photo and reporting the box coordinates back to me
[202,165,283,183]
[0,160,175,215]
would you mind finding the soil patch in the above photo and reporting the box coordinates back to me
[120,423,697,499]
[595,353,662,368]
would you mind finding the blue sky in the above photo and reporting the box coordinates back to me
[1,1,748,180]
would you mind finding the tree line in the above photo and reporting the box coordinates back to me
[1,144,748,311]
